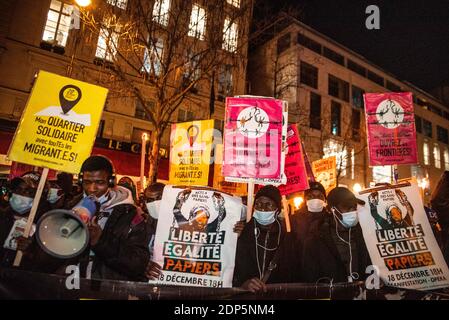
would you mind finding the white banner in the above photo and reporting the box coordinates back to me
[149,186,243,288]
[357,182,449,290]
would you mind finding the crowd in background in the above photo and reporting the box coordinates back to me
[1,155,449,293]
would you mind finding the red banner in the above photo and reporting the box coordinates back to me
[278,125,309,195]
[364,92,418,166]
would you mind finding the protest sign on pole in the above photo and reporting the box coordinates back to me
[13,168,49,266]
[224,101,288,186]
[213,144,247,196]
[7,71,107,266]
[312,156,337,194]
[169,120,214,186]
[278,124,309,195]
[301,140,315,183]
[357,182,449,290]
[222,97,284,180]
[8,71,108,173]
[149,186,243,287]
[364,92,418,166]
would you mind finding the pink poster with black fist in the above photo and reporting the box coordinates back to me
[223,97,283,179]
[364,92,418,166]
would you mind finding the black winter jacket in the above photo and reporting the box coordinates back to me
[90,203,150,282]
[232,218,298,287]
[299,213,371,283]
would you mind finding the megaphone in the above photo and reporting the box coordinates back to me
[35,196,98,259]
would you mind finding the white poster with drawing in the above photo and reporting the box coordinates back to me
[357,182,449,290]
[149,186,243,288]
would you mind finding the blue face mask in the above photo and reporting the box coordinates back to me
[47,188,63,204]
[253,210,277,225]
[9,193,34,214]
[333,206,359,228]
[341,210,359,228]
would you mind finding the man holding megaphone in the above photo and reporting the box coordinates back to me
[35,155,150,282]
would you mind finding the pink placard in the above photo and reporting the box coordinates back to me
[364,92,418,166]
[223,97,283,179]
[279,125,309,195]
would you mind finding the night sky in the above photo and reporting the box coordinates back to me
[254,0,449,93]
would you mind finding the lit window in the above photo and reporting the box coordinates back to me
[222,18,238,52]
[434,143,441,169]
[42,0,73,47]
[226,0,240,8]
[323,139,347,177]
[331,101,341,136]
[423,141,430,165]
[95,22,120,61]
[188,4,206,40]
[444,147,449,171]
[152,0,170,26]
[106,0,127,10]
[143,38,164,76]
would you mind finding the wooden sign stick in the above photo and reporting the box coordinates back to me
[247,180,255,222]
[282,195,291,233]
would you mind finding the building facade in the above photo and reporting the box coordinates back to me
[0,0,252,183]
[248,16,449,203]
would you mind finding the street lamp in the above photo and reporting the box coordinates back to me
[140,133,149,193]
[293,196,304,210]
[75,0,91,7]
[353,183,362,194]
[418,177,429,200]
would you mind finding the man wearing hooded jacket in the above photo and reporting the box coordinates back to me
[76,155,150,281]
[232,185,296,292]
[300,187,371,284]
[0,172,51,268]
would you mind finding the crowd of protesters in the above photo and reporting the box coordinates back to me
[1,155,449,293]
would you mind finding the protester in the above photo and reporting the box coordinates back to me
[232,185,296,293]
[46,180,65,210]
[300,187,371,283]
[142,182,165,258]
[0,172,51,268]
[118,176,138,204]
[287,182,328,280]
[75,155,150,281]
[291,181,327,236]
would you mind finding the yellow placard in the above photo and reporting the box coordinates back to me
[213,144,247,196]
[312,156,337,194]
[7,71,108,173]
[169,119,214,186]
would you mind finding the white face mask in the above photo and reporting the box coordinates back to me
[306,199,325,212]
[253,210,277,225]
[9,193,34,214]
[146,200,161,219]
[47,188,63,204]
[333,206,359,228]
